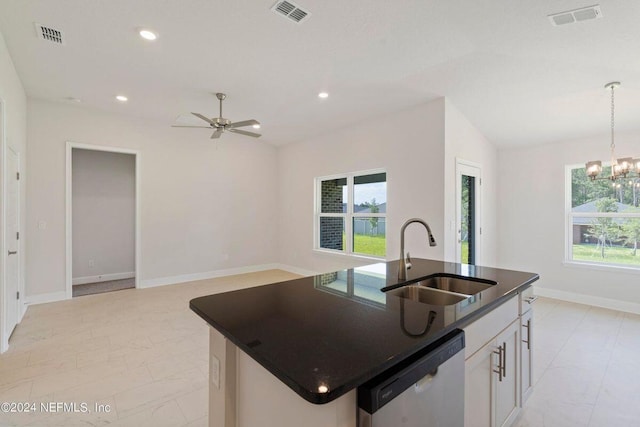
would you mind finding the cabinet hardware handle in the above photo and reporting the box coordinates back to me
[493,346,503,382]
[502,342,506,378]
[8,251,17,255]
[526,296,538,304]
[522,319,531,350]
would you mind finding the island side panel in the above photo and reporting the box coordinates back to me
[209,327,237,427]
[208,326,357,427]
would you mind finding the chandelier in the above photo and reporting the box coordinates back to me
[585,82,640,182]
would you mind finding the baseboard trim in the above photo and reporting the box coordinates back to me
[72,272,135,286]
[139,263,319,289]
[141,264,287,289]
[273,264,318,277]
[534,286,640,314]
[27,264,318,304]
[25,291,68,306]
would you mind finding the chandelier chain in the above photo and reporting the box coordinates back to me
[610,83,615,150]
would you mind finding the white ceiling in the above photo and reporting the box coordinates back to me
[1,0,640,147]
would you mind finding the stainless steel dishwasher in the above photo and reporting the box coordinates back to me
[357,330,465,427]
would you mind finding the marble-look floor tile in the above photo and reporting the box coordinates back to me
[1,270,301,426]
[112,399,187,427]
[113,368,206,419]
[4,277,636,427]
[176,386,208,423]
[514,401,594,427]
[184,416,208,427]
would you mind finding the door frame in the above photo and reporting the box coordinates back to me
[0,97,7,353]
[455,158,482,265]
[65,142,141,299]
[1,98,24,353]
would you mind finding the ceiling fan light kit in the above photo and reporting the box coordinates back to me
[172,93,261,139]
[585,82,640,183]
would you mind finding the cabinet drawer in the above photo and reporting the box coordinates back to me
[463,296,518,360]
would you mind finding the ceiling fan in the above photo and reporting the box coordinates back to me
[172,93,261,139]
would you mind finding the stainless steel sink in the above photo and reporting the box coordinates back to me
[417,274,496,295]
[388,286,468,306]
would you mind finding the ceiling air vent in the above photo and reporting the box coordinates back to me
[34,23,65,45]
[548,5,602,26]
[271,0,310,24]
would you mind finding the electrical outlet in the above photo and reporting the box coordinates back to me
[211,355,220,389]
[88,259,95,268]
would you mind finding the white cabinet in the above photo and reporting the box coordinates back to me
[520,309,533,402]
[463,296,520,427]
[464,319,520,427]
[519,287,536,404]
[465,338,494,427]
[494,320,520,427]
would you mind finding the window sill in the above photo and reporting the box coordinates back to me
[313,248,386,263]
[563,260,640,275]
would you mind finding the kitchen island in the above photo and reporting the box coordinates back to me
[190,259,538,427]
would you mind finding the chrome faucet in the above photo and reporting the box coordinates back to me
[398,218,437,281]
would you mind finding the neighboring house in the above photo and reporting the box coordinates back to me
[353,203,387,235]
[353,203,387,214]
[340,203,387,213]
[572,200,631,244]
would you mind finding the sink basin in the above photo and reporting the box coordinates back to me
[417,274,496,295]
[388,286,468,306]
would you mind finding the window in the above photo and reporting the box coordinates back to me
[316,171,387,258]
[567,164,640,270]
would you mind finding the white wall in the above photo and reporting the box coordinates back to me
[277,98,446,274]
[72,149,135,282]
[26,99,279,298]
[0,30,27,350]
[444,99,498,266]
[498,131,640,310]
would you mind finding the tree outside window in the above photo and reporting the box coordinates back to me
[568,165,640,269]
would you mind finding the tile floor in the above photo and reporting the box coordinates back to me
[514,296,640,427]
[0,270,300,427]
[1,273,639,427]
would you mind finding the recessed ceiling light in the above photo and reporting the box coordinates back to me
[318,92,329,99]
[115,95,128,102]
[252,124,261,129]
[139,29,158,41]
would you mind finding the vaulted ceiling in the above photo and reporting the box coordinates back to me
[1,0,639,147]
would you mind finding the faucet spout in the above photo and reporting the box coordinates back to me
[398,218,437,281]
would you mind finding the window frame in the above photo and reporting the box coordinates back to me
[565,163,640,272]
[314,168,387,259]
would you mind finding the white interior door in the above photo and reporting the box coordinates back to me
[5,146,21,338]
[456,160,481,265]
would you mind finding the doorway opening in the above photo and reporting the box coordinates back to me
[456,160,481,265]
[66,143,141,298]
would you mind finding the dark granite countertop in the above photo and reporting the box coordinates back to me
[189,258,538,404]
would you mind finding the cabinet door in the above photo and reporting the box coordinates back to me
[465,340,497,427]
[495,320,520,427]
[520,310,533,404]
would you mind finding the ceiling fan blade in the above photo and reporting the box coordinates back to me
[171,125,211,128]
[228,119,259,129]
[228,128,261,138]
[192,112,216,125]
[211,129,224,139]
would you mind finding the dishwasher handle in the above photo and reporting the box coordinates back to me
[414,367,438,393]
